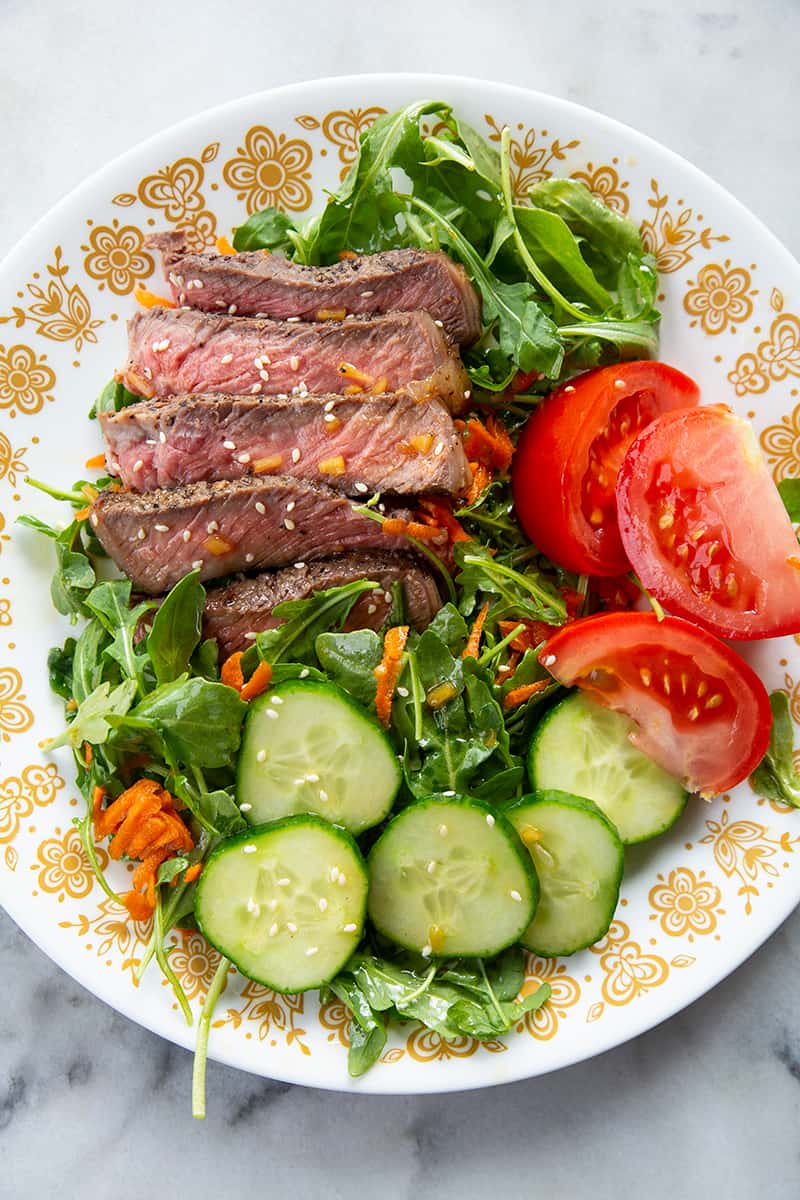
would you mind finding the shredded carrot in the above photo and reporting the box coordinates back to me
[184,862,203,884]
[134,284,176,310]
[215,235,236,255]
[319,455,347,476]
[74,504,91,522]
[92,779,193,920]
[381,517,443,542]
[502,680,552,710]
[338,361,374,388]
[81,483,99,503]
[84,453,107,470]
[83,742,93,767]
[240,660,273,702]
[498,618,557,652]
[252,454,283,474]
[374,625,409,727]
[466,461,493,504]
[463,415,514,472]
[418,499,470,544]
[463,601,490,661]
[338,249,358,260]
[204,534,234,556]
[221,650,245,691]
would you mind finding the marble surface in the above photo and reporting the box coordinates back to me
[2,1,800,1194]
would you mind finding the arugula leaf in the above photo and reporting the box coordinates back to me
[251,579,378,669]
[426,603,469,653]
[90,377,139,420]
[47,640,76,702]
[232,207,299,254]
[147,571,205,686]
[171,773,247,837]
[85,580,155,693]
[156,856,190,886]
[316,628,382,706]
[71,620,110,704]
[129,677,246,769]
[750,691,800,808]
[190,637,220,682]
[778,478,800,522]
[455,540,566,624]
[528,177,645,280]
[50,534,96,618]
[512,204,612,310]
[47,679,138,750]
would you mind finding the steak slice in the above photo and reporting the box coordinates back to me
[202,551,442,657]
[148,232,481,346]
[100,392,470,496]
[89,476,415,595]
[123,307,469,413]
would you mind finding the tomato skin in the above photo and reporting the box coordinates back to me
[512,361,700,576]
[540,611,772,796]
[617,405,800,639]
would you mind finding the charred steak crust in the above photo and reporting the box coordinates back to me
[202,551,442,657]
[147,232,481,346]
[123,307,469,414]
[89,475,417,595]
[99,391,471,496]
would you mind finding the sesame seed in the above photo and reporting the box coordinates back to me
[366,603,377,615]
[191,278,203,290]
[360,290,374,297]
[286,500,295,512]
[434,440,445,456]
[154,523,169,533]
[240,802,253,812]
[286,922,297,933]
[246,897,260,915]
[267,898,277,910]
[426,860,436,874]
[289,355,300,370]
[254,356,264,369]
[244,553,254,563]
[137,527,146,540]
[256,750,267,763]
[306,946,319,956]
[269,923,279,937]
[614,379,626,390]
[421,945,432,958]
[284,517,295,530]
[207,520,219,533]
[159,430,167,444]
[223,439,236,450]
[271,695,284,705]
[220,353,234,364]
[434,319,444,328]
[286,316,301,322]
[438,824,448,837]
[541,654,556,667]
[396,686,409,697]
[510,890,522,902]
[324,399,336,412]
[182,528,192,543]
[330,867,340,882]
[266,708,278,720]
[319,789,328,802]
[90,513,99,527]
[255,501,266,514]
[291,447,301,463]
[278,877,291,886]
[300,668,309,678]
[191,559,203,570]
[133,459,144,473]
[306,772,319,782]
[318,898,328,912]
[243,844,257,854]
[323,412,336,423]
[342,923,357,933]
[293,777,306,786]
[251,382,262,394]
[383,590,392,604]
[355,482,368,494]
[244,632,257,640]
[237,452,251,464]
[151,338,170,352]
[259,369,270,382]
[228,304,237,314]
[442,790,455,797]
[486,814,495,827]
[337,873,346,886]
[464,389,471,400]
[294,561,306,569]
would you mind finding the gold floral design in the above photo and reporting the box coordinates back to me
[0,343,56,417]
[0,763,63,846]
[82,220,154,296]
[758,400,800,480]
[223,126,312,215]
[649,867,724,940]
[0,667,34,741]
[405,1027,506,1062]
[166,930,221,1001]
[318,998,352,1047]
[728,351,769,399]
[0,511,9,556]
[0,433,28,485]
[114,146,219,250]
[0,598,10,626]
[517,955,581,1040]
[683,261,756,335]
[213,978,310,1055]
[640,180,728,273]
[484,114,579,201]
[59,896,151,981]
[570,160,630,213]
[0,247,102,352]
[296,108,386,181]
[34,825,105,901]
[698,807,800,915]
[590,919,670,1005]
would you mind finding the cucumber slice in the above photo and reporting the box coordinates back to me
[507,790,624,957]
[528,692,688,844]
[367,796,538,958]
[195,816,367,992]
[237,680,401,835]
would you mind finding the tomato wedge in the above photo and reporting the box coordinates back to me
[512,361,700,576]
[617,405,800,639]
[540,611,772,796]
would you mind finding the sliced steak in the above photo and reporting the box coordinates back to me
[202,551,442,657]
[148,232,481,346]
[123,307,469,413]
[100,392,470,496]
[89,476,415,595]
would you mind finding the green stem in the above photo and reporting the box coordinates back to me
[353,504,456,603]
[498,128,589,324]
[77,813,122,905]
[629,574,666,622]
[153,894,193,1026]
[25,476,87,506]
[462,554,566,621]
[400,964,437,1006]
[477,623,526,668]
[192,956,231,1120]
[478,958,507,1026]
[407,651,425,743]
[559,319,659,355]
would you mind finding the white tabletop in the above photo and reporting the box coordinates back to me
[2,1,799,1195]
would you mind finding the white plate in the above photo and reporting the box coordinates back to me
[1,73,799,1094]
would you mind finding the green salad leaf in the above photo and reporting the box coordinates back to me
[750,691,800,808]
[778,478,800,522]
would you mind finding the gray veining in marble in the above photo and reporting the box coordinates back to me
[2,1,800,1195]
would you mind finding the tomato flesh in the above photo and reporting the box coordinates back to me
[617,404,800,638]
[512,361,700,576]
[540,611,772,796]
